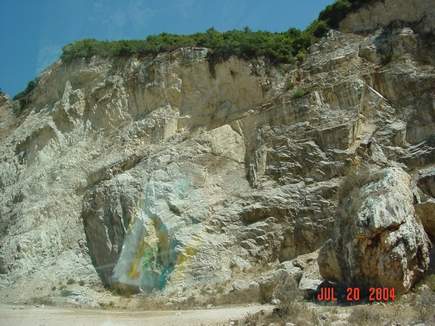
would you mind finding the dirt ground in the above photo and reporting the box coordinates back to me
[0,304,273,326]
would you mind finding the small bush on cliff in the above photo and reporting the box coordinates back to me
[13,79,38,101]
[306,19,330,38]
[319,0,377,29]
[13,78,39,109]
[292,88,309,99]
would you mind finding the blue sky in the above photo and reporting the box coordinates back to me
[0,0,333,96]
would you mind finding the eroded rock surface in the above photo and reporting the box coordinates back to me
[319,167,431,292]
[339,0,435,34]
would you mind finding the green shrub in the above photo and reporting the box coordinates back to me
[286,80,295,90]
[13,78,39,111]
[296,50,307,63]
[319,0,376,29]
[292,88,309,99]
[308,20,330,38]
[13,78,38,102]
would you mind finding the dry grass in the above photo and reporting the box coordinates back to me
[348,304,421,326]
[280,302,321,325]
[423,274,435,291]
[348,305,392,326]
[235,309,270,326]
[28,296,55,306]
[415,288,435,324]
[239,282,435,326]
[240,302,322,326]
[345,287,435,326]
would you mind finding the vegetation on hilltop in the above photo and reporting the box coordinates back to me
[59,0,376,64]
[60,28,314,65]
[14,0,376,103]
[13,78,39,107]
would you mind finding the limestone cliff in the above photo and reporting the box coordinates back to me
[0,0,434,306]
[339,0,435,34]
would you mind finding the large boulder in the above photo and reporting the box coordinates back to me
[318,167,431,292]
[256,250,323,303]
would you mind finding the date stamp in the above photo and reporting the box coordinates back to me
[317,287,395,302]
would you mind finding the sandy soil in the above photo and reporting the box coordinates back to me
[0,304,273,326]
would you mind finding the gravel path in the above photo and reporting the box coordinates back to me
[0,304,273,326]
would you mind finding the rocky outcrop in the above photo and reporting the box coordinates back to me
[339,0,435,34]
[319,167,431,292]
[259,250,322,303]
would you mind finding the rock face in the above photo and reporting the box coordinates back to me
[318,167,431,292]
[339,0,435,34]
[0,0,434,305]
[82,129,248,293]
